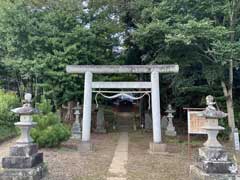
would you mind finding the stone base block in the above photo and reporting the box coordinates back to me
[10,144,38,157]
[149,142,167,154]
[61,139,79,150]
[190,165,236,180]
[78,141,94,153]
[0,163,47,180]
[199,147,228,161]
[95,128,107,133]
[198,160,235,174]
[145,129,152,133]
[71,124,81,132]
[2,153,43,169]
[71,133,81,140]
[165,130,177,137]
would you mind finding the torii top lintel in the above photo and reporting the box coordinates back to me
[66,64,179,74]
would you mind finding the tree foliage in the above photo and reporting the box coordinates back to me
[0,0,239,131]
[0,0,123,105]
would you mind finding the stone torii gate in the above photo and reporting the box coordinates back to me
[66,65,179,153]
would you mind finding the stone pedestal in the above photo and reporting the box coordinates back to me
[71,121,81,139]
[0,144,47,180]
[197,147,236,174]
[0,164,47,180]
[0,143,47,180]
[78,141,94,153]
[95,108,106,133]
[190,165,236,180]
[149,142,167,154]
[165,126,176,136]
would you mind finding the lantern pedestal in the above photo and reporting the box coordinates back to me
[0,93,47,180]
[71,120,81,139]
[190,165,236,180]
[0,163,47,180]
[0,139,47,180]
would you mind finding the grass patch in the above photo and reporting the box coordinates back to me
[0,126,19,143]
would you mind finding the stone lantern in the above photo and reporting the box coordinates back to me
[71,102,82,139]
[0,93,47,180]
[165,104,176,136]
[190,95,237,179]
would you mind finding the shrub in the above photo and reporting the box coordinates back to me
[0,126,19,143]
[0,89,19,126]
[0,90,19,142]
[31,96,70,148]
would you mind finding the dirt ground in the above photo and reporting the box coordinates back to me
[127,132,204,180]
[2,131,240,180]
[42,133,119,180]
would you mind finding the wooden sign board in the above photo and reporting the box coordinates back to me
[186,109,207,134]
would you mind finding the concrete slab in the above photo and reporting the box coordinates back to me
[108,132,128,179]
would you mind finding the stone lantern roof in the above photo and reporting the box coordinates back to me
[73,102,82,115]
[11,93,38,115]
[165,104,175,114]
[201,95,227,119]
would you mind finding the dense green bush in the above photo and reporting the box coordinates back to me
[0,126,19,143]
[0,90,19,142]
[0,89,19,126]
[31,96,70,148]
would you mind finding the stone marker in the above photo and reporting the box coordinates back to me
[145,112,152,131]
[95,107,107,133]
[190,95,237,180]
[71,102,82,139]
[0,93,47,180]
[165,104,176,136]
[161,115,168,131]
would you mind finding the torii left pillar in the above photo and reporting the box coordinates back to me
[149,71,167,153]
[79,71,94,152]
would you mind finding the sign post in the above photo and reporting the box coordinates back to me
[184,108,207,168]
[233,128,240,151]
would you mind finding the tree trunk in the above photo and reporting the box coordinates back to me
[221,81,235,140]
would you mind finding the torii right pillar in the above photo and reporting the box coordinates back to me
[149,71,167,154]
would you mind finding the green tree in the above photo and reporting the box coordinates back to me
[0,0,124,105]
[128,0,240,138]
